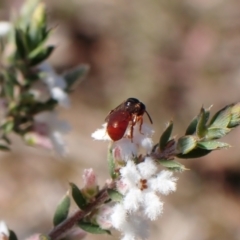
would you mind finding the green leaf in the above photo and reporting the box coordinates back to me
[77,222,111,235]
[9,230,18,240]
[107,189,123,202]
[28,46,54,66]
[185,116,198,135]
[27,39,51,59]
[107,146,118,179]
[205,105,212,121]
[2,135,11,144]
[0,144,10,151]
[205,127,231,140]
[159,121,173,150]
[29,99,58,114]
[177,136,197,154]
[15,28,28,59]
[197,141,230,150]
[64,65,90,92]
[3,82,14,99]
[53,192,71,226]
[228,102,240,128]
[2,71,17,99]
[27,26,50,51]
[69,182,87,210]
[20,92,35,104]
[228,119,240,128]
[209,104,232,128]
[177,148,211,159]
[1,119,14,134]
[196,107,208,138]
[158,159,187,172]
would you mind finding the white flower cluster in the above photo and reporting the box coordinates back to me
[26,62,71,156]
[25,111,71,156]
[111,159,177,240]
[30,62,70,108]
[0,20,71,156]
[92,121,178,240]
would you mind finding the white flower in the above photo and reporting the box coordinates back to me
[29,81,51,103]
[109,158,177,239]
[112,139,138,162]
[131,122,154,153]
[0,22,11,37]
[0,221,9,240]
[91,123,111,141]
[25,111,70,156]
[38,62,70,107]
[118,159,162,220]
[110,205,149,240]
[92,122,154,161]
[116,158,177,221]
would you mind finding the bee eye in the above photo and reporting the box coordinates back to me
[140,102,145,110]
[125,98,139,107]
[125,101,133,107]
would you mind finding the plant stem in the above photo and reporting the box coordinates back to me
[48,188,109,240]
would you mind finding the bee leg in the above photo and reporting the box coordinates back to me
[138,116,144,135]
[130,123,134,142]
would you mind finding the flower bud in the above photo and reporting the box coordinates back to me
[32,3,46,28]
[82,169,98,199]
[94,205,113,230]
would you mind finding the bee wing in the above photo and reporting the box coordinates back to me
[105,110,114,122]
[105,101,126,122]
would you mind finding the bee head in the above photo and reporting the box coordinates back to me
[125,98,146,115]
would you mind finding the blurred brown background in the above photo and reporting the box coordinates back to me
[1,0,240,239]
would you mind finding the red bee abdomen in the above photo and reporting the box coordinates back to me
[106,111,131,141]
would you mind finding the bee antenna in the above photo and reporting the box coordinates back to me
[145,110,153,124]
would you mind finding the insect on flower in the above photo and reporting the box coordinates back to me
[105,98,153,141]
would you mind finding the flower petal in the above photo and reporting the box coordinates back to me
[110,204,127,230]
[123,188,142,212]
[113,138,138,162]
[150,170,177,195]
[143,192,163,220]
[137,157,157,179]
[120,161,141,187]
[91,123,111,140]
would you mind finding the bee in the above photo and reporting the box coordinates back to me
[105,98,153,141]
